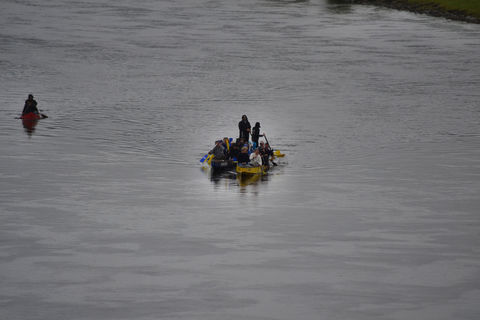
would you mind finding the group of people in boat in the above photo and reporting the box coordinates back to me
[208,115,275,168]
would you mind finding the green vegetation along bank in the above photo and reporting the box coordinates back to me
[352,0,480,23]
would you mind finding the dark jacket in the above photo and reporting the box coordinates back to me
[22,99,39,115]
[251,125,262,144]
[238,119,251,140]
[262,145,273,166]
[237,152,250,164]
[229,145,240,160]
[209,144,226,160]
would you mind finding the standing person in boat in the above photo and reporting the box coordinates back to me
[237,146,250,164]
[251,122,264,149]
[238,115,251,142]
[22,94,39,115]
[249,148,262,167]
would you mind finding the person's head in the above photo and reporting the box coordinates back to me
[241,115,247,121]
[254,148,260,154]
[260,141,265,147]
[255,122,260,128]
[28,94,34,100]
[223,137,229,143]
[215,140,222,145]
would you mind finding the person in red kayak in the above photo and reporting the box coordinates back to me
[22,94,39,115]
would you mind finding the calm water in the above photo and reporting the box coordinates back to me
[1,0,480,319]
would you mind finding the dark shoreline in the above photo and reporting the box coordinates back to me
[351,0,480,24]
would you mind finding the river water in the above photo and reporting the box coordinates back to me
[1,0,479,319]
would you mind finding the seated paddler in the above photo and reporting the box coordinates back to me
[237,146,250,164]
[249,148,262,167]
[22,94,40,115]
[209,140,227,160]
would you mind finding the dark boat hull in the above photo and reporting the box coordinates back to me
[211,159,236,173]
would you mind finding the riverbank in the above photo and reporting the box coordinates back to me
[352,0,480,23]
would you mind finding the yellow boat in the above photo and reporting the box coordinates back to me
[235,164,268,186]
[236,164,268,176]
[273,150,285,158]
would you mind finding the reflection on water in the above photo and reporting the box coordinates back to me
[208,169,237,183]
[21,118,38,136]
[237,173,264,187]
[202,164,276,189]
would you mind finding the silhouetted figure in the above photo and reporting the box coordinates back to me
[238,115,251,141]
[237,146,250,164]
[251,122,264,147]
[22,94,39,115]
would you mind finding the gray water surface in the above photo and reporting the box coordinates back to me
[1,0,480,319]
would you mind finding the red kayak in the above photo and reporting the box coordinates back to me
[20,112,45,133]
[20,112,42,120]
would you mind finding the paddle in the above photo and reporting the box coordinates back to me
[17,113,47,120]
[17,111,48,119]
[263,134,278,166]
[200,154,214,165]
[37,108,48,118]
